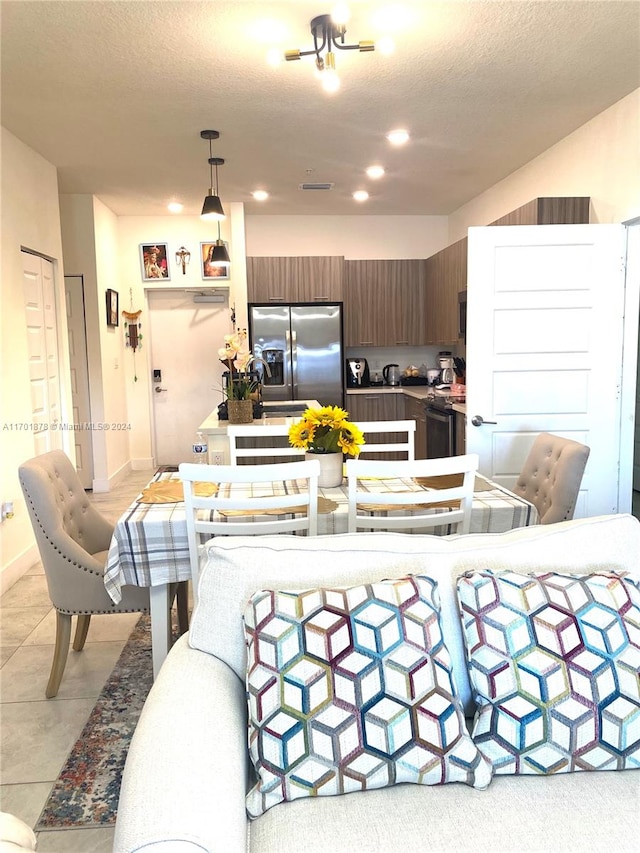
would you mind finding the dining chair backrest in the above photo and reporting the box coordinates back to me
[178,459,320,596]
[346,453,479,534]
[227,423,304,465]
[355,420,416,461]
[513,432,590,524]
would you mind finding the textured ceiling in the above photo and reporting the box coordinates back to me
[2,0,639,216]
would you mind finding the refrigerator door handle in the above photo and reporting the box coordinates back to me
[290,329,298,398]
[285,328,293,397]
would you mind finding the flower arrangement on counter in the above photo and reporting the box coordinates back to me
[288,406,365,456]
[218,329,260,401]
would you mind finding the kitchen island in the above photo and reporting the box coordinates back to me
[198,399,319,464]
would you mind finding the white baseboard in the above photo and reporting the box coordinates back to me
[1,543,39,595]
[131,457,155,471]
[92,459,132,493]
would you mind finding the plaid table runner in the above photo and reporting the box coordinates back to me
[104,472,537,603]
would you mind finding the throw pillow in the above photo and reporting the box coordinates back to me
[457,570,640,774]
[243,575,492,818]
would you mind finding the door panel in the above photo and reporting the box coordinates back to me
[64,275,93,487]
[22,252,62,454]
[466,224,627,518]
[148,290,228,466]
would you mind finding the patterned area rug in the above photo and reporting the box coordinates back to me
[35,615,153,829]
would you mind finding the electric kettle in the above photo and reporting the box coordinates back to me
[382,363,401,386]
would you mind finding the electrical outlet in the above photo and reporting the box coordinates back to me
[210,452,224,466]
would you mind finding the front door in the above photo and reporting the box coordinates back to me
[148,290,228,466]
[465,223,628,518]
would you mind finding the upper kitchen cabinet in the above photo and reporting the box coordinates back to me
[424,196,590,345]
[344,259,426,347]
[246,256,344,303]
[424,237,467,346]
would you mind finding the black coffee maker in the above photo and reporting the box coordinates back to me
[346,357,370,388]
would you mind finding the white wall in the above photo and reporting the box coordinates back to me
[245,215,449,258]
[0,128,70,590]
[449,89,640,240]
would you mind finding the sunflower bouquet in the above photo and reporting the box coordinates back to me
[288,406,365,456]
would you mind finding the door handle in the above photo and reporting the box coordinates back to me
[154,386,167,393]
[471,415,497,427]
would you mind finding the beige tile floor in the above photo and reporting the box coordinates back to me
[0,468,156,852]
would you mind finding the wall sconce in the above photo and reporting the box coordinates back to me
[175,246,191,275]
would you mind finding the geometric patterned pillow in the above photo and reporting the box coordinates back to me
[456,570,640,775]
[243,575,493,818]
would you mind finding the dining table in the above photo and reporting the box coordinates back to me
[104,470,538,677]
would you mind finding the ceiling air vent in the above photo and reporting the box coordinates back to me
[298,182,334,191]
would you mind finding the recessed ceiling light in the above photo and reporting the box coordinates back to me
[167,202,183,213]
[366,165,385,179]
[376,36,395,55]
[386,128,410,146]
[266,48,282,67]
[353,190,369,202]
[252,190,269,201]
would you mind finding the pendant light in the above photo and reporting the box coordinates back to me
[200,130,226,221]
[211,222,230,267]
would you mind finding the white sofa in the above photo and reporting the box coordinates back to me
[114,515,640,853]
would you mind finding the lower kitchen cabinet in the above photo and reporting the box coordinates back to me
[455,410,466,455]
[347,393,408,460]
[404,396,427,459]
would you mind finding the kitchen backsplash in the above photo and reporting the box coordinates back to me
[344,345,464,378]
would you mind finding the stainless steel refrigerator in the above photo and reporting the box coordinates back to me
[249,304,344,406]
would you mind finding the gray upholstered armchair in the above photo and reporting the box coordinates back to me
[18,450,185,698]
[512,432,590,524]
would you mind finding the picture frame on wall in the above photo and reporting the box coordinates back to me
[201,242,230,280]
[106,289,119,326]
[140,243,170,281]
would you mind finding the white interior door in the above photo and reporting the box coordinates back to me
[22,252,62,455]
[64,275,93,488]
[148,290,228,465]
[466,223,627,519]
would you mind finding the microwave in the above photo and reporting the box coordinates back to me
[458,290,467,343]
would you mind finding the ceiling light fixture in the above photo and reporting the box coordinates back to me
[200,130,226,221]
[211,222,231,267]
[353,190,369,202]
[252,190,269,201]
[366,165,385,179]
[387,128,410,146]
[285,12,374,93]
[167,202,183,213]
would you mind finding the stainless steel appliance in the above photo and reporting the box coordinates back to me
[382,363,401,386]
[437,352,456,386]
[249,304,344,406]
[425,397,456,458]
[346,357,370,388]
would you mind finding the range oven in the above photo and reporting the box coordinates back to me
[425,399,456,458]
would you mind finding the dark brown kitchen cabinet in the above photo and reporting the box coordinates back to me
[455,410,466,455]
[344,260,426,347]
[488,197,590,227]
[404,396,427,459]
[424,237,467,345]
[347,393,408,460]
[246,256,343,303]
[347,393,402,422]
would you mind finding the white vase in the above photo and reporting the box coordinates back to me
[306,452,343,488]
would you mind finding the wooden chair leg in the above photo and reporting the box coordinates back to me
[72,614,91,651]
[46,611,72,698]
[176,581,189,635]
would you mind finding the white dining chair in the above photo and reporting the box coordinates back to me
[179,459,320,599]
[355,420,416,461]
[346,453,479,534]
[227,423,305,465]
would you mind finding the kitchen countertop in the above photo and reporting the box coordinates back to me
[199,399,320,436]
[346,386,431,401]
